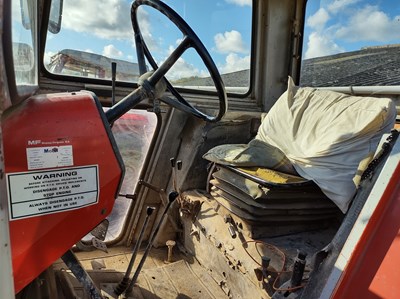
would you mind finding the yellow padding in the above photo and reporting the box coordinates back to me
[237,167,309,184]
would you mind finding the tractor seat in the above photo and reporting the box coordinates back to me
[202,77,396,237]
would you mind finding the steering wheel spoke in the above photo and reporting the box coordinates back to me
[161,96,209,120]
[148,36,191,85]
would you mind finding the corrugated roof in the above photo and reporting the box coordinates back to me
[50,49,140,75]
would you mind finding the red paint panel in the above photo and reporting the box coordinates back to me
[332,162,400,299]
[2,92,123,293]
[369,229,400,298]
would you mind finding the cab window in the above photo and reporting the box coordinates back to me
[44,0,252,94]
[105,109,157,241]
[11,0,38,96]
[300,0,400,87]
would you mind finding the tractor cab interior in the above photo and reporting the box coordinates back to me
[1,0,400,299]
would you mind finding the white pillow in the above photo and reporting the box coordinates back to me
[256,77,397,212]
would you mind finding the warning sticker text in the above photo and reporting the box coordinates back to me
[7,165,99,220]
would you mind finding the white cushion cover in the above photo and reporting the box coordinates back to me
[256,77,396,212]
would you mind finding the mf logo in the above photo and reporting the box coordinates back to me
[28,140,41,145]
[44,148,58,153]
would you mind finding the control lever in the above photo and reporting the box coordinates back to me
[290,251,307,287]
[170,157,182,191]
[254,256,275,295]
[138,179,181,232]
[114,206,155,296]
[125,191,179,295]
[111,62,116,106]
[118,193,136,200]
[139,179,167,206]
[254,256,271,281]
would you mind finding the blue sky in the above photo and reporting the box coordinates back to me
[44,0,252,80]
[303,0,400,59]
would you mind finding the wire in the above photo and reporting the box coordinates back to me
[272,274,307,292]
[241,239,307,292]
[242,240,286,271]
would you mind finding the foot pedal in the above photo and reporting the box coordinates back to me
[75,219,109,252]
[92,237,108,253]
[90,219,109,241]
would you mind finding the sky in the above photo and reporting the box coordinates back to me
[303,0,400,59]
[44,0,252,80]
[43,0,400,80]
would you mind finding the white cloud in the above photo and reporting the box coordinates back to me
[168,44,177,55]
[304,32,344,59]
[328,0,361,14]
[214,30,248,54]
[335,6,400,42]
[157,43,201,80]
[306,8,330,31]
[225,0,251,7]
[136,7,160,52]
[220,53,250,73]
[167,58,201,80]
[176,38,184,46]
[304,2,400,59]
[62,0,132,40]
[103,44,123,58]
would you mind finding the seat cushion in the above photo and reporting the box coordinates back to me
[256,77,397,212]
[202,139,296,174]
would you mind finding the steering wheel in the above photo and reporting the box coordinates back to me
[131,0,227,122]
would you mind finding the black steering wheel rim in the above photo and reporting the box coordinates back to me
[131,0,228,122]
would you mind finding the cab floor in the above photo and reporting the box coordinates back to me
[53,245,228,299]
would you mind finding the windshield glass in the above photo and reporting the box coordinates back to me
[12,0,38,90]
[300,0,400,87]
[44,0,252,94]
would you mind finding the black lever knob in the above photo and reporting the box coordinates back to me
[168,191,179,202]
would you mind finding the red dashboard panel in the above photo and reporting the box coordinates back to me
[2,91,124,293]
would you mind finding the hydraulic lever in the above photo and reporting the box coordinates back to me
[170,157,182,192]
[125,191,179,295]
[114,206,155,296]
[111,62,116,106]
[138,157,182,233]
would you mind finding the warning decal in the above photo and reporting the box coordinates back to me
[7,165,99,220]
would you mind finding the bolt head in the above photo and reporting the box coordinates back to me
[166,240,176,247]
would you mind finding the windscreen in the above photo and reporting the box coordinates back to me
[44,0,252,94]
